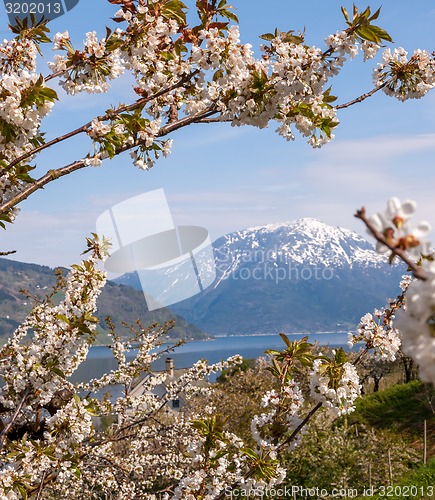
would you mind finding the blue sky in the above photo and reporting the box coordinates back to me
[1,0,435,268]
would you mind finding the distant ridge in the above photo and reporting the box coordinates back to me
[0,257,206,343]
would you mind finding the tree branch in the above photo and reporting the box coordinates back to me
[1,70,200,176]
[0,388,30,449]
[336,76,397,110]
[196,117,230,124]
[0,106,217,214]
[277,402,323,451]
[35,472,46,500]
[355,206,427,280]
[0,250,16,256]
[0,159,88,214]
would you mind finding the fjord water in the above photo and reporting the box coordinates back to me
[71,332,350,384]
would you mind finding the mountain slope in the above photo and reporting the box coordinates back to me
[0,257,206,343]
[116,218,407,334]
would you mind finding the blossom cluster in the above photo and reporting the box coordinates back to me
[374,48,435,100]
[1,2,435,497]
[0,69,54,182]
[348,308,401,361]
[250,379,304,454]
[310,358,361,416]
[0,237,108,497]
[47,30,124,94]
[0,0,418,220]
[369,197,432,260]
[0,243,256,498]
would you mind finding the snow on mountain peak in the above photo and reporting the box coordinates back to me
[214,217,387,276]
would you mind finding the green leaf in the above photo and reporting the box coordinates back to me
[83,313,99,323]
[14,164,36,183]
[323,86,338,104]
[359,6,371,22]
[162,0,187,25]
[356,26,380,43]
[279,332,292,348]
[241,447,258,460]
[15,484,28,500]
[334,347,348,365]
[56,314,70,324]
[173,38,187,55]
[50,367,66,378]
[281,31,304,44]
[264,349,281,356]
[341,6,350,24]
[353,4,358,20]
[71,264,84,272]
[259,33,275,41]
[160,50,175,61]
[213,449,229,460]
[106,35,124,52]
[212,69,224,81]
[220,9,238,23]
[369,6,382,21]
[0,119,18,142]
[370,25,393,43]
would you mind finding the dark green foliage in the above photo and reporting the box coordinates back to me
[347,380,435,439]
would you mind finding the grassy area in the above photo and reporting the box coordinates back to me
[354,459,435,499]
[348,380,435,449]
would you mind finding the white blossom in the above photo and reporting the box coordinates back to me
[396,262,435,385]
[310,359,361,416]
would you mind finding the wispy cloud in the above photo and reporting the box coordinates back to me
[169,133,435,240]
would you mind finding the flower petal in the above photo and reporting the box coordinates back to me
[400,199,417,218]
[385,197,402,219]
[414,220,432,238]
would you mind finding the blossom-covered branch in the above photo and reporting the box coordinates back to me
[355,206,428,280]
[3,1,435,228]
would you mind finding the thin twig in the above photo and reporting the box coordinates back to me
[278,402,323,451]
[35,472,46,500]
[0,388,30,449]
[336,76,397,109]
[197,117,230,124]
[0,106,217,215]
[355,207,427,280]
[353,347,369,367]
[0,250,16,256]
[27,471,57,497]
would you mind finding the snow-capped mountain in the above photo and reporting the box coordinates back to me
[115,218,406,334]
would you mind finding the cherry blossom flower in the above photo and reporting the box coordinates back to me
[310,358,361,416]
[369,197,432,260]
